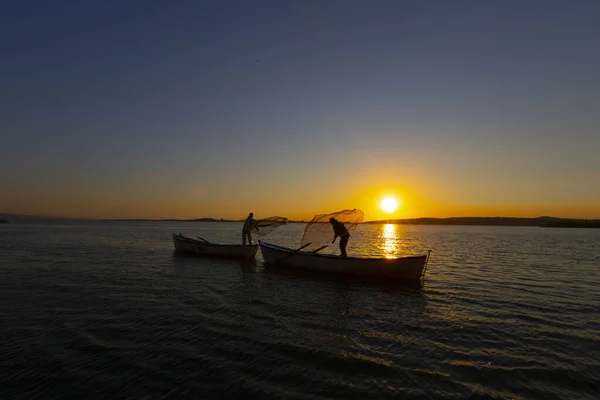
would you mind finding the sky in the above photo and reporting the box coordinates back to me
[1,0,599,220]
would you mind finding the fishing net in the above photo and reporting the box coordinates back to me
[300,209,364,250]
[254,216,288,236]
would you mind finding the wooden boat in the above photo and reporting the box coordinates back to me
[173,233,258,259]
[258,240,431,280]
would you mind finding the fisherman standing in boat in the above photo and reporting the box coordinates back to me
[330,217,350,257]
[242,212,259,245]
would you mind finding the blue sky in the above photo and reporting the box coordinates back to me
[1,0,599,219]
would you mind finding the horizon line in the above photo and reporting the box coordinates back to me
[2,213,600,223]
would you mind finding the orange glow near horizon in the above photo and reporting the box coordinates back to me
[2,184,600,221]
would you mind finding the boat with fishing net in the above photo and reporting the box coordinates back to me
[258,209,431,280]
[172,216,288,259]
[173,233,259,259]
[259,241,430,280]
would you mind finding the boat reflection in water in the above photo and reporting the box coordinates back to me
[263,264,424,291]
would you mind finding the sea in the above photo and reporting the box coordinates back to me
[1,221,599,399]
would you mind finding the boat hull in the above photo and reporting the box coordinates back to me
[259,241,428,280]
[173,233,258,259]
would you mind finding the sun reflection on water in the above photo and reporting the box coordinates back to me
[382,224,398,258]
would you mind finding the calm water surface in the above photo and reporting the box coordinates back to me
[1,222,599,399]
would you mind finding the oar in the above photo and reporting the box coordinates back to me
[197,236,210,243]
[421,250,433,279]
[312,245,328,253]
[271,242,312,265]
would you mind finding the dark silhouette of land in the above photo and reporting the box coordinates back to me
[541,219,600,228]
[0,218,8,223]
[362,216,600,228]
[104,217,238,222]
[1,214,599,228]
[91,216,600,228]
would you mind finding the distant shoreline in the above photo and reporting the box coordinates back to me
[2,214,599,228]
[362,216,600,228]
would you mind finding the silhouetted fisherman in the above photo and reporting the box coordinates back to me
[330,217,350,257]
[242,212,259,245]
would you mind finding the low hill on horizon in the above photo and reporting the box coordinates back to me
[363,216,600,228]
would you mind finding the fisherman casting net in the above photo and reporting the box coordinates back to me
[254,216,288,236]
[300,209,364,251]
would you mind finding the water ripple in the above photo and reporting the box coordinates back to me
[1,222,599,399]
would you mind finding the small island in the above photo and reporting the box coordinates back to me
[0,218,8,224]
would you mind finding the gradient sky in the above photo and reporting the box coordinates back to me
[2,0,599,220]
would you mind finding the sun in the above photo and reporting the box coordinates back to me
[380,196,399,213]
